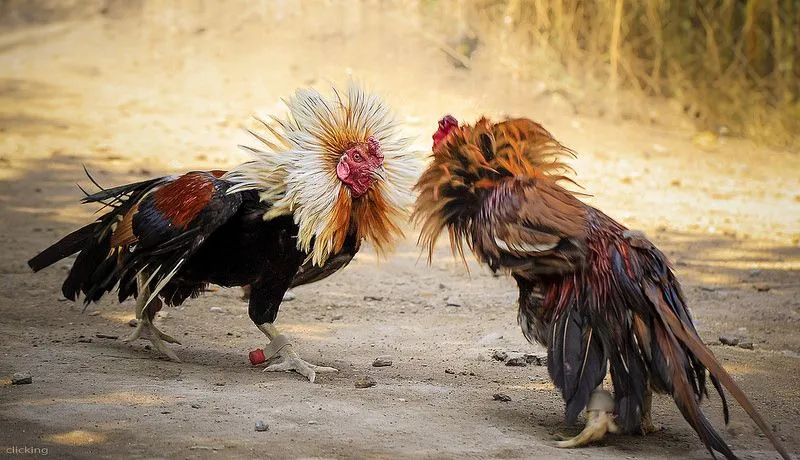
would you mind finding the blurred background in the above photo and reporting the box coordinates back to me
[2,0,798,147]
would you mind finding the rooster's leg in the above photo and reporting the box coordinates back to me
[122,274,181,362]
[256,323,337,383]
[554,387,619,448]
[640,384,657,434]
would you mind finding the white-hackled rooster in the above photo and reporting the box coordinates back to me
[28,83,419,382]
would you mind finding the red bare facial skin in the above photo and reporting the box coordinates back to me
[432,115,459,151]
[336,135,385,198]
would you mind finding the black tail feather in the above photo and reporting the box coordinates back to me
[81,176,162,204]
[34,170,167,304]
[28,223,99,272]
[548,303,607,425]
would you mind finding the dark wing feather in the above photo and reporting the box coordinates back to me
[114,171,243,304]
[32,171,243,306]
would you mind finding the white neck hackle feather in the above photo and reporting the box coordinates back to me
[224,82,420,266]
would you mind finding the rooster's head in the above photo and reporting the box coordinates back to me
[225,82,420,266]
[336,135,386,198]
[414,115,575,262]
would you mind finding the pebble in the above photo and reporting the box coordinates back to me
[738,341,755,350]
[491,350,508,362]
[254,420,269,432]
[493,393,512,402]
[283,290,296,301]
[331,314,344,321]
[445,296,462,307]
[88,311,101,316]
[505,357,528,367]
[128,319,138,327]
[209,307,224,313]
[523,353,547,366]
[753,284,771,292]
[444,368,455,374]
[77,337,93,343]
[363,296,384,301]
[372,357,393,367]
[354,376,376,388]
[12,372,32,385]
[749,269,762,277]
[719,335,740,346]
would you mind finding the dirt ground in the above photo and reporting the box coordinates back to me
[1,2,798,459]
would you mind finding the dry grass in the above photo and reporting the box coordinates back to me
[413,0,799,149]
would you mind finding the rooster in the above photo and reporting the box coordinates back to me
[413,115,791,459]
[28,83,419,382]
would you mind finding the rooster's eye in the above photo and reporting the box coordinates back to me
[353,153,363,162]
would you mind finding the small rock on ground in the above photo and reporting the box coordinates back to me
[372,357,393,367]
[127,319,138,327]
[254,420,269,432]
[209,307,224,313]
[719,335,740,346]
[12,372,32,385]
[491,350,508,362]
[445,296,462,307]
[523,353,547,366]
[738,341,755,350]
[354,375,376,388]
[493,393,511,402]
[505,357,527,367]
[283,290,296,301]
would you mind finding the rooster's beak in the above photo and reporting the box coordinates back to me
[371,165,387,182]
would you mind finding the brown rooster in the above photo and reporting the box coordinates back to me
[413,115,791,459]
[28,83,419,382]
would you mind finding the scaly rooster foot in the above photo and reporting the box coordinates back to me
[123,318,181,362]
[554,389,619,448]
[260,335,337,383]
[640,413,658,435]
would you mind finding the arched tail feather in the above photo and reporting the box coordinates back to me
[645,283,792,460]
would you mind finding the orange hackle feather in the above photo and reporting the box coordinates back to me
[414,117,577,265]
